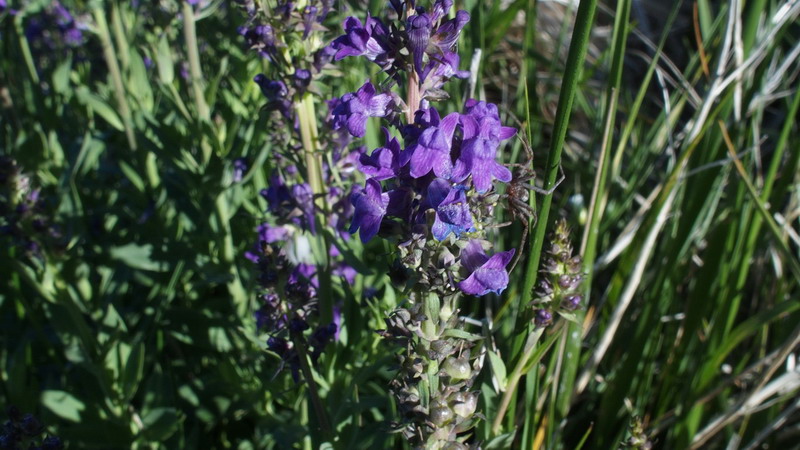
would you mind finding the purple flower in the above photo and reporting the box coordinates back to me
[422,51,469,83]
[349,178,389,242]
[233,158,247,182]
[332,16,389,62]
[407,13,432,74]
[452,101,516,192]
[359,128,401,180]
[245,224,290,262]
[291,183,316,233]
[292,69,312,93]
[333,82,393,138]
[458,240,515,296]
[254,75,292,118]
[431,0,454,22]
[262,174,291,213]
[430,10,470,51]
[407,112,459,179]
[427,180,474,240]
[302,6,318,39]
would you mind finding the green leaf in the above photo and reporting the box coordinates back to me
[485,432,516,449]
[41,390,85,423]
[156,35,174,85]
[122,342,145,403]
[76,87,124,131]
[52,58,72,95]
[110,243,165,272]
[487,350,508,391]
[442,328,483,341]
[118,160,145,192]
[140,408,182,442]
[128,49,154,111]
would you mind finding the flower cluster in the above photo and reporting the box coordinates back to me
[236,0,336,122]
[530,219,584,327]
[329,1,520,445]
[24,2,86,50]
[331,0,470,92]
[0,407,62,450]
[0,157,61,257]
[249,240,338,382]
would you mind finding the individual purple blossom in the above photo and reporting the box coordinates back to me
[359,128,402,180]
[430,0,454,22]
[292,69,311,93]
[233,158,247,182]
[262,174,291,213]
[302,6,318,39]
[254,75,292,118]
[422,51,469,85]
[534,309,553,327]
[350,178,389,242]
[427,180,474,241]
[407,13,432,74]
[458,240,515,296]
[406,111,460,179]
[333,82,394,138]
[452,100,516,192]
[430,10,470,51]
[331,16,390,62]
[291,183,316,233]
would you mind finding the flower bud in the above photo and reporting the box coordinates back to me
[451,392,477,418]
[442,356,471,380]
[534,309,553,328]
[429,405,453,427]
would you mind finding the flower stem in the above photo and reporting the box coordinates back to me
[508,0,598,401]
[182,1,210,124]
[490,322,564,434]
[93,7,137,151]
[13,15,40,85]
[291,332,333,440]
[295,93,333,324]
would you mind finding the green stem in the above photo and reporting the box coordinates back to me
[111,1,130,73]
[182,1,210,123]
[93,8,137,151]
[13,15,40,85]
[295,93,332,324]
[491,326,550,434]
[511,0,597,370]
[291,333,333,440]
[215,193,247,315]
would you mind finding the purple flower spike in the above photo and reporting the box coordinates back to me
[359,128,401,180]
[407,112,460,179]
[429,182,474,241]
[458,240,515,296]
[332,16,389,62]
[333,82,394,137]
[350,178,389,242]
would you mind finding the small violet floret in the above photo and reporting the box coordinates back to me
[427,179,474,241]
[458,239,515,296]
[332,16,389,62]
[452,100,516,192]
[358,128,402,180]
[350,178,389,243]
[407,111,460,179]
[333,82,394,138]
